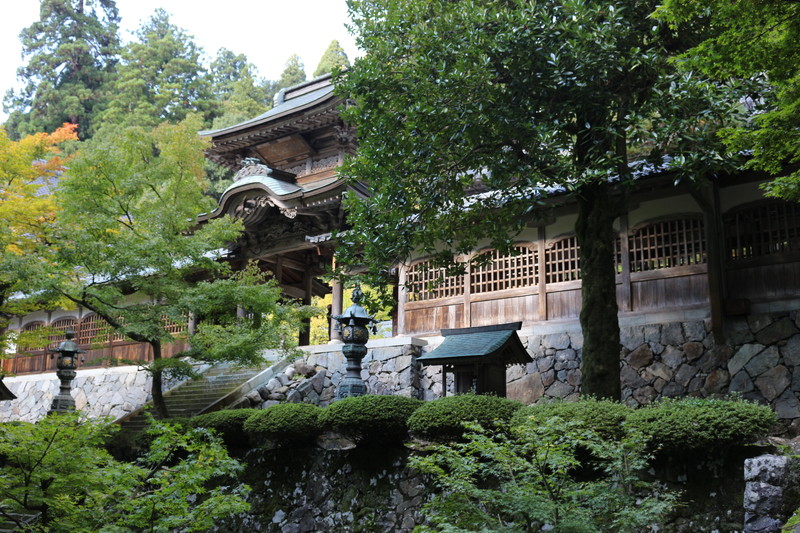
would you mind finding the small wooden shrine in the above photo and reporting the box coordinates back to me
[417,322,532,397]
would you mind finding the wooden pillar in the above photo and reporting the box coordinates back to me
[298,259,313,346]
[618,213,632,312]
[692,182,726,342]
[330,277,344,342]
[463,254,472,328]
[537,225,548,321]
[397,264,408,335]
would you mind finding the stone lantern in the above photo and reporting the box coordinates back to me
[332,284,377,399]
[49,329,84,414]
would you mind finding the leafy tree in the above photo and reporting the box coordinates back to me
[276,54,307,92]
[337,0,745,399]
[35,117,308,418]
[2,0,121,140]
[313,40,350,78]
[209,48,250,102]
[0,124,78,357]
[0,412,249,532]
[210,66,271,130]
[96,9,213,129]
[413,418,677,532]
[656,0,800,201]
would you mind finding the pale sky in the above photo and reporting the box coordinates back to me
[0,0,360,124]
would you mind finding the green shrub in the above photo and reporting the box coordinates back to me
[626,397,777,452]
[191,408,261,449]
[511,398,634,440]
[408,394,523,441]
[243,403,322,445]
[319,395,423,445]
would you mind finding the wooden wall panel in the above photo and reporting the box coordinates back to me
[546,288,581,319]
[726,262,800,302]
[404,304,464,336]
[631,274,709,311]
[470,294,539,327]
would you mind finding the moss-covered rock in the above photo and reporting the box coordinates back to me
[243,403,322,446]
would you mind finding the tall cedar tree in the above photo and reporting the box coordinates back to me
[657,0,800,201]
[313,40,351,78]
[39,118,308,418]
[337,0,744,398]
[276,54,307,92]
[96,9,214,129]
[3,0,120,140]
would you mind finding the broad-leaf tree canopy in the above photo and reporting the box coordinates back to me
[656,0,800,201]
[338,0,745,398]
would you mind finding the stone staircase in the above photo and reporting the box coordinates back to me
[118,363,267,433]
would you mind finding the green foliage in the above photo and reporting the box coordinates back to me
[96,9,214,130]
[276,54,307,92]
[407,394,522,441]
[313,40,350,77]
[319,395,423,445]
[243,403,323,445]
[511,398,634,441]
[626,397,777,453]
[0,413,249,531]
[656,0,800,201]
[191,408,261,449]
[413,418,677,533]
[338,0,747,399]
[3,0,121,139]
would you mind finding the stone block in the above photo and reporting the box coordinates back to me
[727,316,755,345]
[537,355,555,373]
[682,341,704,361]
[703,368,730,395]
[627,344,653,370]
[730,344,766,376]
[674,363,698,387]
[697,345,732,372]
[621,364,646,389]
[660,322,684,347]
[567,368,581,387]
[661,345,684,368]
[507,373,545,405]
[633,385,657,405]
[755,318,799,346]
[748,314,774,334]
[661,381,685,397]
[643,324,661,344]
[781,334,800,367]
[682,321,706,342]
[755,365,791,401]
[774,390,800,419]
[568,331,583,351]
[506,364,527,382]
[394,355,413,373]
[543,333,571,350]
[653,377,667,393]
[310,370,327,394]
[745,346,781,378]
[730,370,755,393]
[645,361,673,382]
[620,325,644,351]
[542,369,555,387]
[544,380,573,398]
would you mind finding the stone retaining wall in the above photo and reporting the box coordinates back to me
[481,310,800,428]
[0,366,153,423]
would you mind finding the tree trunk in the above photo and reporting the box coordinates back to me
[575,181,622,400]
[150,340,168,419]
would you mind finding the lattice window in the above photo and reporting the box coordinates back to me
[17,321,46,352]
[406,259,464,301]
[471,245,538,294]
[725,201,800,261]
[48,317,78,350]
[163,315,186,335]
[78,314,110,346]
[628,217,706,271]
[545,236,581,283]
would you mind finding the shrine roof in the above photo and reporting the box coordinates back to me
[417,322,531,366]
[200,75,337,139]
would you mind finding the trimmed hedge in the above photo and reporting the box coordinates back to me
[320,395,423,445]
[191,408,261,449]
[626,397,777,452]
[511,398,633,440]
[243,403,322,446]
[408,394,523,441]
